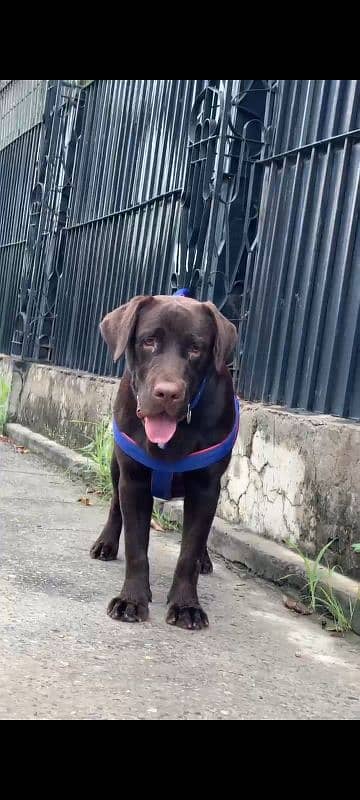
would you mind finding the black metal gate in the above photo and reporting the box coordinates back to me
[2,80,359,421]
[0,80,43,357]
[237,80,360,420]
[2,79,273,379]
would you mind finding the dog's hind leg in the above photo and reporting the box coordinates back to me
[90,450,122,561]
[200,547,213,575]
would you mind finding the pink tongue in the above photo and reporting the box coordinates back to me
[144,414,177,445]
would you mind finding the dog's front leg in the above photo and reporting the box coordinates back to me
[107,459,153,623]
[166,464,227,630]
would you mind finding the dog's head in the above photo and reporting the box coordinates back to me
[100,295,236,445]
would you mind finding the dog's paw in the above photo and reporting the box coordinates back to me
[166,604,209,630]
[90,530,119,561]
[107,595,149,623]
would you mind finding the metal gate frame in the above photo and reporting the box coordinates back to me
[9,79,275,382]
[11,80,85,361]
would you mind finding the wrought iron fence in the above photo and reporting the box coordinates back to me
[237,80,360,420]
[53,79,200,375]
[1,79,359,421]
[0,124,41,357]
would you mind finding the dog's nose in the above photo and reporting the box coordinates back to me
[153,381,185,403]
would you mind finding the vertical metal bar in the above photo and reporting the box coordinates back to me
[315,146,360,413]
[269,150,317,404]
[201,80,233,301]
[262,152,303,400]
[298,139,351,411]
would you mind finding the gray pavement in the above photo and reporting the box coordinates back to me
[1,439,359,720]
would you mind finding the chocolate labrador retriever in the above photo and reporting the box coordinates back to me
[90,293,238,630]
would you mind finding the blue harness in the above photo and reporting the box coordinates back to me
[112,288,240,500]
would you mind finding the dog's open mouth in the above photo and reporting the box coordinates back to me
[144,413,177,445]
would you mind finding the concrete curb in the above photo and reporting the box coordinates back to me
[5,422,360,636]
[5,423,97,483]
[166,503,360,636]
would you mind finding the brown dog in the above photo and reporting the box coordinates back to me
[90,294,237,630]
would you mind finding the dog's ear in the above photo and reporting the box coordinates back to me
[203,301,237,372]
[100,296,153,363]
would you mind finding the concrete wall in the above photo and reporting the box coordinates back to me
[1,355,359,578]
[218,403,360,578]
[0,356,118,450]
[0,354,15,419]
[0,354,13,382]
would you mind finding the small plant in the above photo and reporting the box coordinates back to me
[353,544,360,554]
[288,540,334,611]
[0,376,10,434]
[152,503,181,532]
[287,540,358,633]
[81,419,113,498]
[318,575,354,633]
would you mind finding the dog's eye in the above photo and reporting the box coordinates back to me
[142,337,156,350]
[188,345,201,357]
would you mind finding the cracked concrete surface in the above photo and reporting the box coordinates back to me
[1,440,360,720]
[219,403,360,578]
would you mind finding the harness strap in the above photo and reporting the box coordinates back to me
[113,397,240,500]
